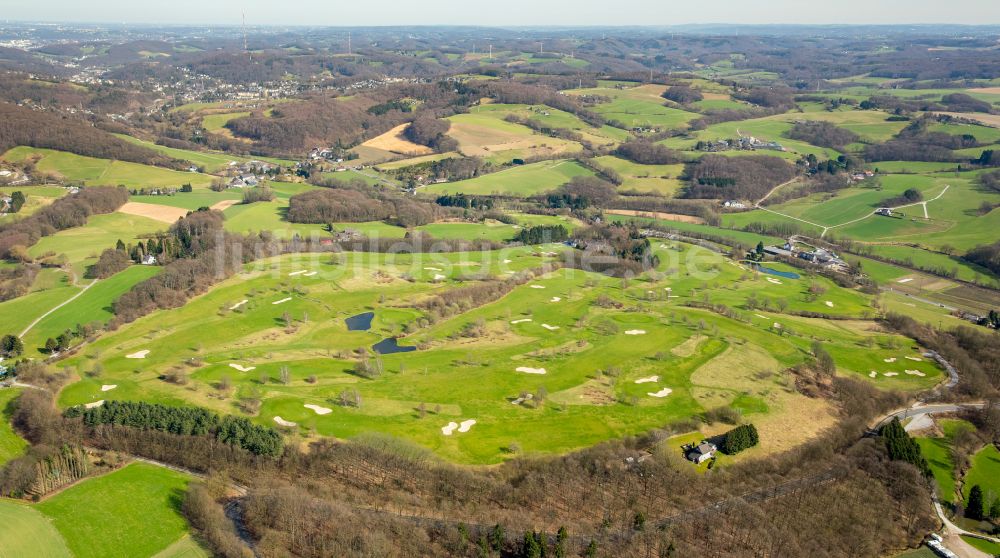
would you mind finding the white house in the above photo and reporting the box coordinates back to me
[141,254,158,265]
[686,442,717,464]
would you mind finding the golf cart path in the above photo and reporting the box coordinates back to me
[19,279,98,338]
[755,184,950,238]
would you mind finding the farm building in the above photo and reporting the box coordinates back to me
[686,442,717,464]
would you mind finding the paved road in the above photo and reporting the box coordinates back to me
[871,403,986,432]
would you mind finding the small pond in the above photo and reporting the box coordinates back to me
[752,264,801,280]
[372,338,417,355]
[346,312,374,331]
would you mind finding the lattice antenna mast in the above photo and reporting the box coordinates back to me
[243,12,251,62]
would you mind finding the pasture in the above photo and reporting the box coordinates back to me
[446,112,584,162]
[422,159,593,196]
[1,147,214,189]
[593,155,685,195]
[56,242,942,464]
[962,444,1000,502]
[28,212,166,277]
[36,463,195,558]
[0,499,72,558]
[565,84,699,130]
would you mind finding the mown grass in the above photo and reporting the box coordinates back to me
[0,499,72,557]
[36,463,193,558]
[21,265,162,357]
[916,419,975,504]
[962,444,1000,503]
[0,389,29,466]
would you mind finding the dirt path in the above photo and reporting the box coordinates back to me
[209,199,240,212]
[19,279,97,338]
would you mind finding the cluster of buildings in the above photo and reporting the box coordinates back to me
[695,136,785,152]
[763,239,849,273]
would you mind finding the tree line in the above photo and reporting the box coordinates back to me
[64,400,283,457]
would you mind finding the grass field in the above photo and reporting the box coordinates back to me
[916,419,975,504]
[56,242,942,464]
[0,389,28,466]
[21,265,162,357]
[115,134,294,173]
[593,155,685,196]
[28,212,166,277]
[565,84,698,130]
[422,160,593,196]
[0,499,72,558]
[446,112,583,162]
[36,463,194,558]
[2,147,215,189]
[962,444,1000,503]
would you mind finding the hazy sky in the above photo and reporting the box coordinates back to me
[6,0,1000,27]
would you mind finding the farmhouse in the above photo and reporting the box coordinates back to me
[686,442,717,464]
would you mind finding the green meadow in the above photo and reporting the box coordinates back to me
[28,212,166,277]
[423,159,593,196]
[36,463,195,558]
[20,265,162,356]
[0,499,72,558]
[2,147,215,189]
[0,389,28,466]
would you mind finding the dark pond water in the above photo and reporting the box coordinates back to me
[372,338,417,355]
[753,264,801,280]
[345,312,374,331]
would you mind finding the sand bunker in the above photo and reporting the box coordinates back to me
[289,270,307,276]
[550,296,562,302]
[303,272,317,277]
[503,259,513,263]
[272,297,292,305]
[869,371,878,378]
[126,350,150,359]
[884,358,897,363]
[541,324,560,331]
[634,376,659,384]
[883,372,899,377]
[647,388,673,398]
[304,404,332,415]
[101,385,117,392]
[441,422,459,436]
[433,274,446,280]
[229,300,248,310]
[229,363,256,372]
[766,277,783,285]
[458,419,476,433]
[624,330,646,335]
[516,366,547,375]
[530,285,546,289]
[510,318,533,324]
[755,314,768,319]
[424,267,442,271]
[273,416,297,427]
[905,356,923,362]
[84,400,105,409]
[897,278,914,284]
[824,301,834,308]
[905,370,926,377]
